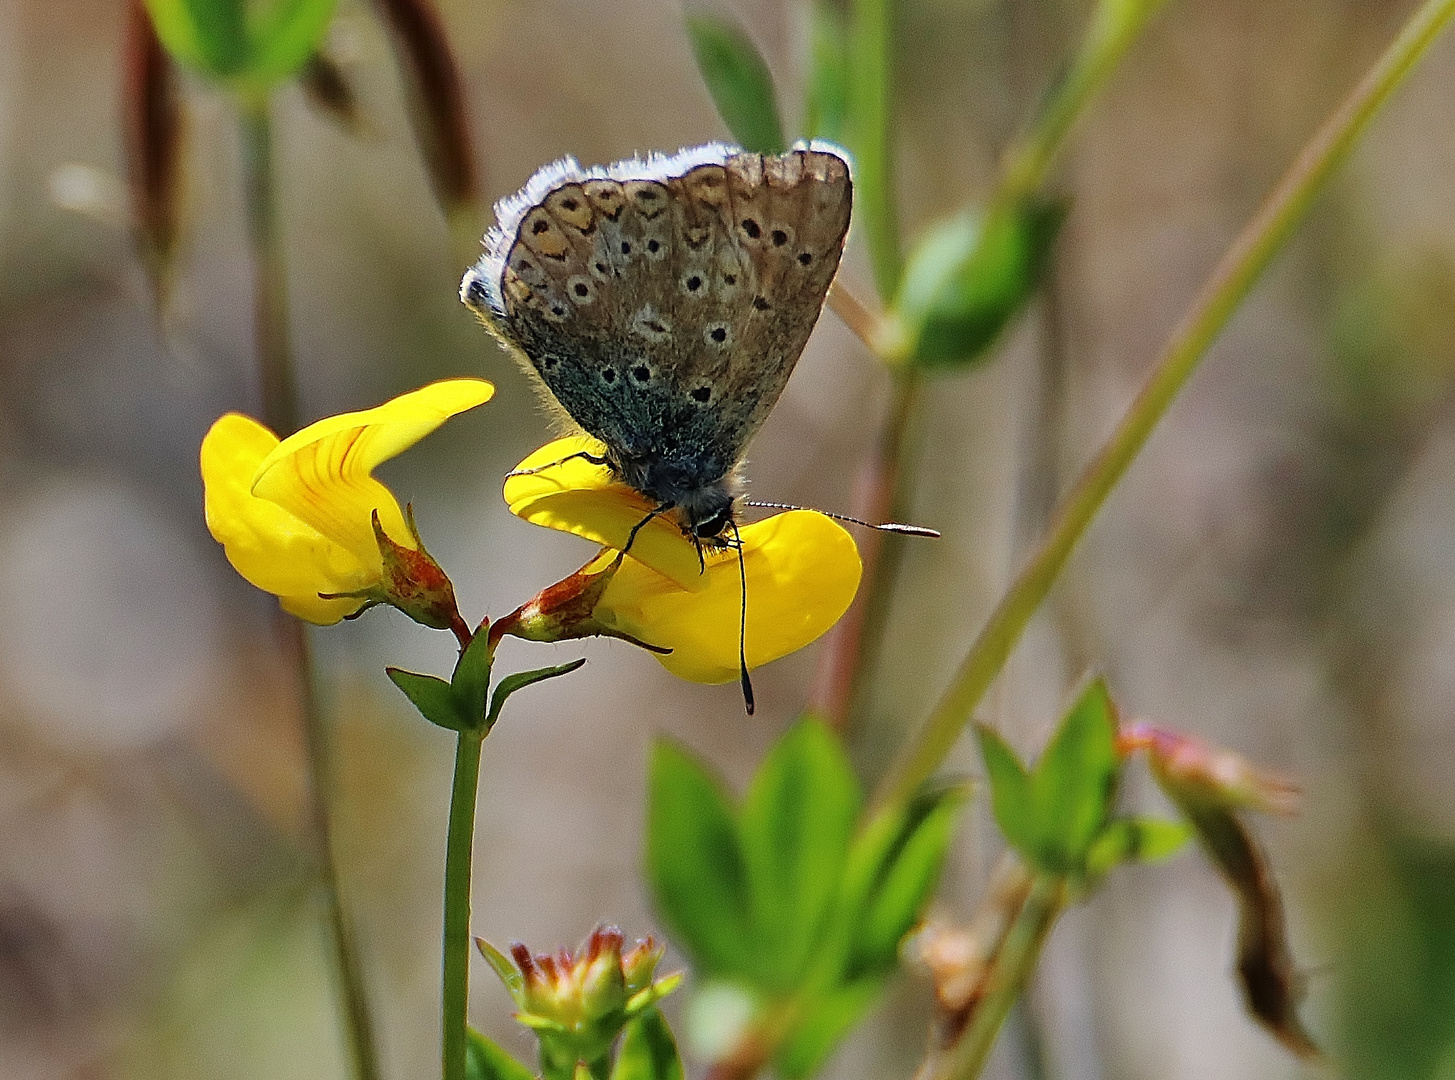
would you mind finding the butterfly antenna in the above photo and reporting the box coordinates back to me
[729,517,754,715]
[742,500,940,538]
[506,450,609,479]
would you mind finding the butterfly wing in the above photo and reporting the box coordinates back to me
[463,145,852,499]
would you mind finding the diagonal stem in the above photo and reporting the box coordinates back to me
[241,96,383,1080]
[874,0,1455,811]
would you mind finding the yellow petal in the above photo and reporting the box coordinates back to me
[200,413,371,624]
[504,436,710,591]
[253,378,495,564]
[594,511,862,683]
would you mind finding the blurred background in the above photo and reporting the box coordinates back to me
[1,0,1453,1077]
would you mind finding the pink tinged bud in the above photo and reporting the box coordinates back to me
[371,0,480,229]
[123,0,186,310]
[1119,723,1300,815]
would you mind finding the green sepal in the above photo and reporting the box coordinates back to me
[466,1027,536,1080]
[804,1,848,143]
[738,717,861,989]
[142,0,336,87]
[645,739,754,981]
[611,1008,684,1080]
[475,937,525,999]
[625,972,684,1018]
[1085,817,1191,879]
[485,658,587,734]
[890,198,1066,369]
[385,668,463,731]
[685,12,787,155]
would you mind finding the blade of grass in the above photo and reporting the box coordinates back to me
[874,0,1455,812]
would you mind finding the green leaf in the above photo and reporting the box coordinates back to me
[451,628,495,730]
[804,1,849,143]
[738,718,861,987]
[892,199,1066,369]
[686,12,787,155]
[143,0,247,75]
[976,723,1036,854]
[611,1008,684,1080]
[645,740,754,981]
[386,667,463,731]
[246,0,338,85]
[141,0,335,86]
[466,1027,535,1080]
[1029,678,1119,874]
[1085,817,1191,879]
[485,658,587,734]
[475,937,524,998]
[773,978,884,1080]
[846,783,969,978]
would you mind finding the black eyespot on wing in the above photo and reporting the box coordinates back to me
[573,282,589,297]
[686,275,702,292]
[602,368,617,383]
[532,219,550,234]
[771,229,788,246]
[691,386,712,402]
[621,241,632,254]
[595,261,608,274]
[647,239,661,253]
[550,304,566,315]
[709,327,727,343]
[645,319,668,334]
[633,365,650,382]
[752,295,770,311]
[798,251,813,265]
[561,197,578,211]
[724,273,736,285]
[741,218,761,239]
[543,355,558,369]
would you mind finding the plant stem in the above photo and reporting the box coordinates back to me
[874,0,1455,812]
[928,874,1067,1080]
[847,0,899,299]
[241,96,382,1080]
[442,729,484,1080]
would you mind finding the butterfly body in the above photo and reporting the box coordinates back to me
[462,142,852,543]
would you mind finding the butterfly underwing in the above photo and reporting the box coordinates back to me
[460,142,853,545]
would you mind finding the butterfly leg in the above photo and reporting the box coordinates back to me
[506,450,609,478]
[622,502,676,556]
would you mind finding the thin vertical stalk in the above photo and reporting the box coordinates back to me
[241,96,383,1080]
[442,730,484,1080]
[847,0,899,299]
[874,0,1455,812]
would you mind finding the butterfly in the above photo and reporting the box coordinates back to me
[459,141,853,552]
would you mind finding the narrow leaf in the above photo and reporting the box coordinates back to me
[386,667,463,731]
[144,0,247,75]
[1029,678,1119,874]
[975,723,1036,855]
[738,717,861,987]
[484,658,587,733]
[686,12,787,154]
[474,937,524,997]
[1085,817,1191,879]
[645,740,755,981]
[450,625,495,730]
[804,1,848,143]
[466,1027,536,1080]
[247,0,339,85]
[847,783,968,977]
[611,1008,684,1080]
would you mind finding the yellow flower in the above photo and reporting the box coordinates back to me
[502,437,862,683]
[201,379,494,624]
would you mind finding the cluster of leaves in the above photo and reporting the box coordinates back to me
[646,718,967,1076]
[684,5,1062,369]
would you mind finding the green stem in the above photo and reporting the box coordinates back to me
[874,0,1455,812]
[847,0,899,298]
[1000,0,1171,205]
[242,97,383,1080]
[931,874,1067,1080]
[443,729,484,1080]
